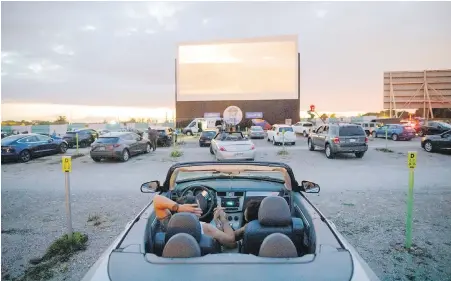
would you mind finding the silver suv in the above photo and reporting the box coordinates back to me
[308,123,368,159]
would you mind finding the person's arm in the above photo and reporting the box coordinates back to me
[153,194,202,219]
[234,225,246,241]
[203,210,236,248]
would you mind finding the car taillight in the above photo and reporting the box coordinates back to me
[365,137,368,143]
[332,137,340,144]
[219,147,226,151]
[106,144,120,149]
[251,144,255,150]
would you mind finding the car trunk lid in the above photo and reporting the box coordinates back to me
[220,141,254,152]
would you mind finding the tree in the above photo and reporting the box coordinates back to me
[320,113,329,121]
[329,113,337,118]
[127,118,137,123]
[54,116,68,124]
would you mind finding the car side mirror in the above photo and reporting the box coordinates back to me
[48,139,53,143]
[141,181,159,193]
[301,180,320,193]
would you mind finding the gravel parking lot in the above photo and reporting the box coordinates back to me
[2,135,450,281]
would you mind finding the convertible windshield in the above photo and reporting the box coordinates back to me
[175,170,286,182]
[215,132,245,141]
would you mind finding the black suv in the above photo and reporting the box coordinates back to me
[153,127,176,147]
[63,128,99,148]
[418,121,451,137]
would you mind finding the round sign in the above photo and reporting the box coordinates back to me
[310,104,315,112]
[223,106,243,125]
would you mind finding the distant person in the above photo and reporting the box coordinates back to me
[147,126,158,151]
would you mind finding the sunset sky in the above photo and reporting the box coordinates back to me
[1,1,451,122]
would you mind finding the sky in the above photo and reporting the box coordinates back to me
[1,1,451,122]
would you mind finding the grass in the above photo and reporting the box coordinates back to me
[170,150,184,158]
[277,149,289,156]
[14,232,88,281]
[70,153,85,160]
[376,148,394,153]
[87,214,102,226]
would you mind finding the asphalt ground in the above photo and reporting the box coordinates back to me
[1,134,450,281]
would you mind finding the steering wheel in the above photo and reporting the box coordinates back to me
[180,184,216,220]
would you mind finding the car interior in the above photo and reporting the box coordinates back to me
[141,179,316,260]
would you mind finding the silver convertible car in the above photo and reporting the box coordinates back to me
[81,161,380,281]
[210,131,256,161]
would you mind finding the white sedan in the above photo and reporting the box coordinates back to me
[210,131,256,161]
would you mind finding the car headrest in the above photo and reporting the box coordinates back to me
[258,196,291,226]
[162,233,201,258]
[259,233,298,258]
[166,213,202,242]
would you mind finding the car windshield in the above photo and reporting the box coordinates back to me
[437,122,451,129]
[202,131,216,137]
[278,127,293,132]
[251,126,263,131]
[175,170,286,183]
[215,132,244,141]
[157,130,166,135]
[1,135,25,145]
[339,126,365,136]
[96,137,119,144]
[303,123,313,127]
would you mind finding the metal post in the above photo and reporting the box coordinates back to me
[405,168,414,248]
[65,172,73,239]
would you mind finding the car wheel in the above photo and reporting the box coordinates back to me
[272,137,277,146]
[145,143,152,153]
[59,143,68,153]
[308,139,315,151]
[18,150,31,163]
[92,157,101,162]
[291,142,295,146]
[392,134,398,141]
[325,144,335,159]
[186,131,193,136]
[372,131,377,138]
[424,141,433,152]
[418,130,424,137]
[120,149,130,162]
[267,137,270,142]
[210,146,214,155]
[303,131,307,137]
[355,152,365,158]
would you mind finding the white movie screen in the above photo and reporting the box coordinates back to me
[176,36,298,101]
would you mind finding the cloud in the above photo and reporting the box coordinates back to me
[114,27,139,37]
[1,51,20,64]
[147,2,184,31]
[81,25,96,31]
[202,18,210,26]
[52,45,75,56]
[315,9,328,19]
[28,61,61,74]
[145,29,156,35]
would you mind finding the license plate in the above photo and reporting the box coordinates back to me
[349,139,356,142]
[98,147,105,151]
[205,140,211,143]
[235,153,243,156]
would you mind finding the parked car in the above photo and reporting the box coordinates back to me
[63,128,99,148]
[248,126,266,139]
[352,122,380,136]
[292,121,314,137]
[1,133,68,163]
[418,121,451,137]
[421,130,451,153]
[81,161,380,281]
[90,132,152,162]
[114,128,144,137]
[266,124,296,145]
[199,130,217,147]
[372,124,415,141]
[210,131,255,161]
[308,123,368,159]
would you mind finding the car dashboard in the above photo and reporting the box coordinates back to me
[173,179,290,230]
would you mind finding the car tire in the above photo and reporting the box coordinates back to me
[355,152,365,158]
[392,134,398,141]
[272,137,277,146]
[92,157,101,162]
[210,146,214,155]
[424,141,433,152]
[418,130,424,137]
[59,143,68,153]
[267,137,270,142]
[372,131,377,138]
[186,131,193,136]
[308,139,315,151]
[325,144,335,159]
[145,143,152,153]
[18,150,31,163]
[120,149,130,162]
[291,142,295,146]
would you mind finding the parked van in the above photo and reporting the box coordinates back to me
[182,118,222,136]
[352,122,381,136]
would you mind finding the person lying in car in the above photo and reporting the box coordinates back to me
[153,194,261,248]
